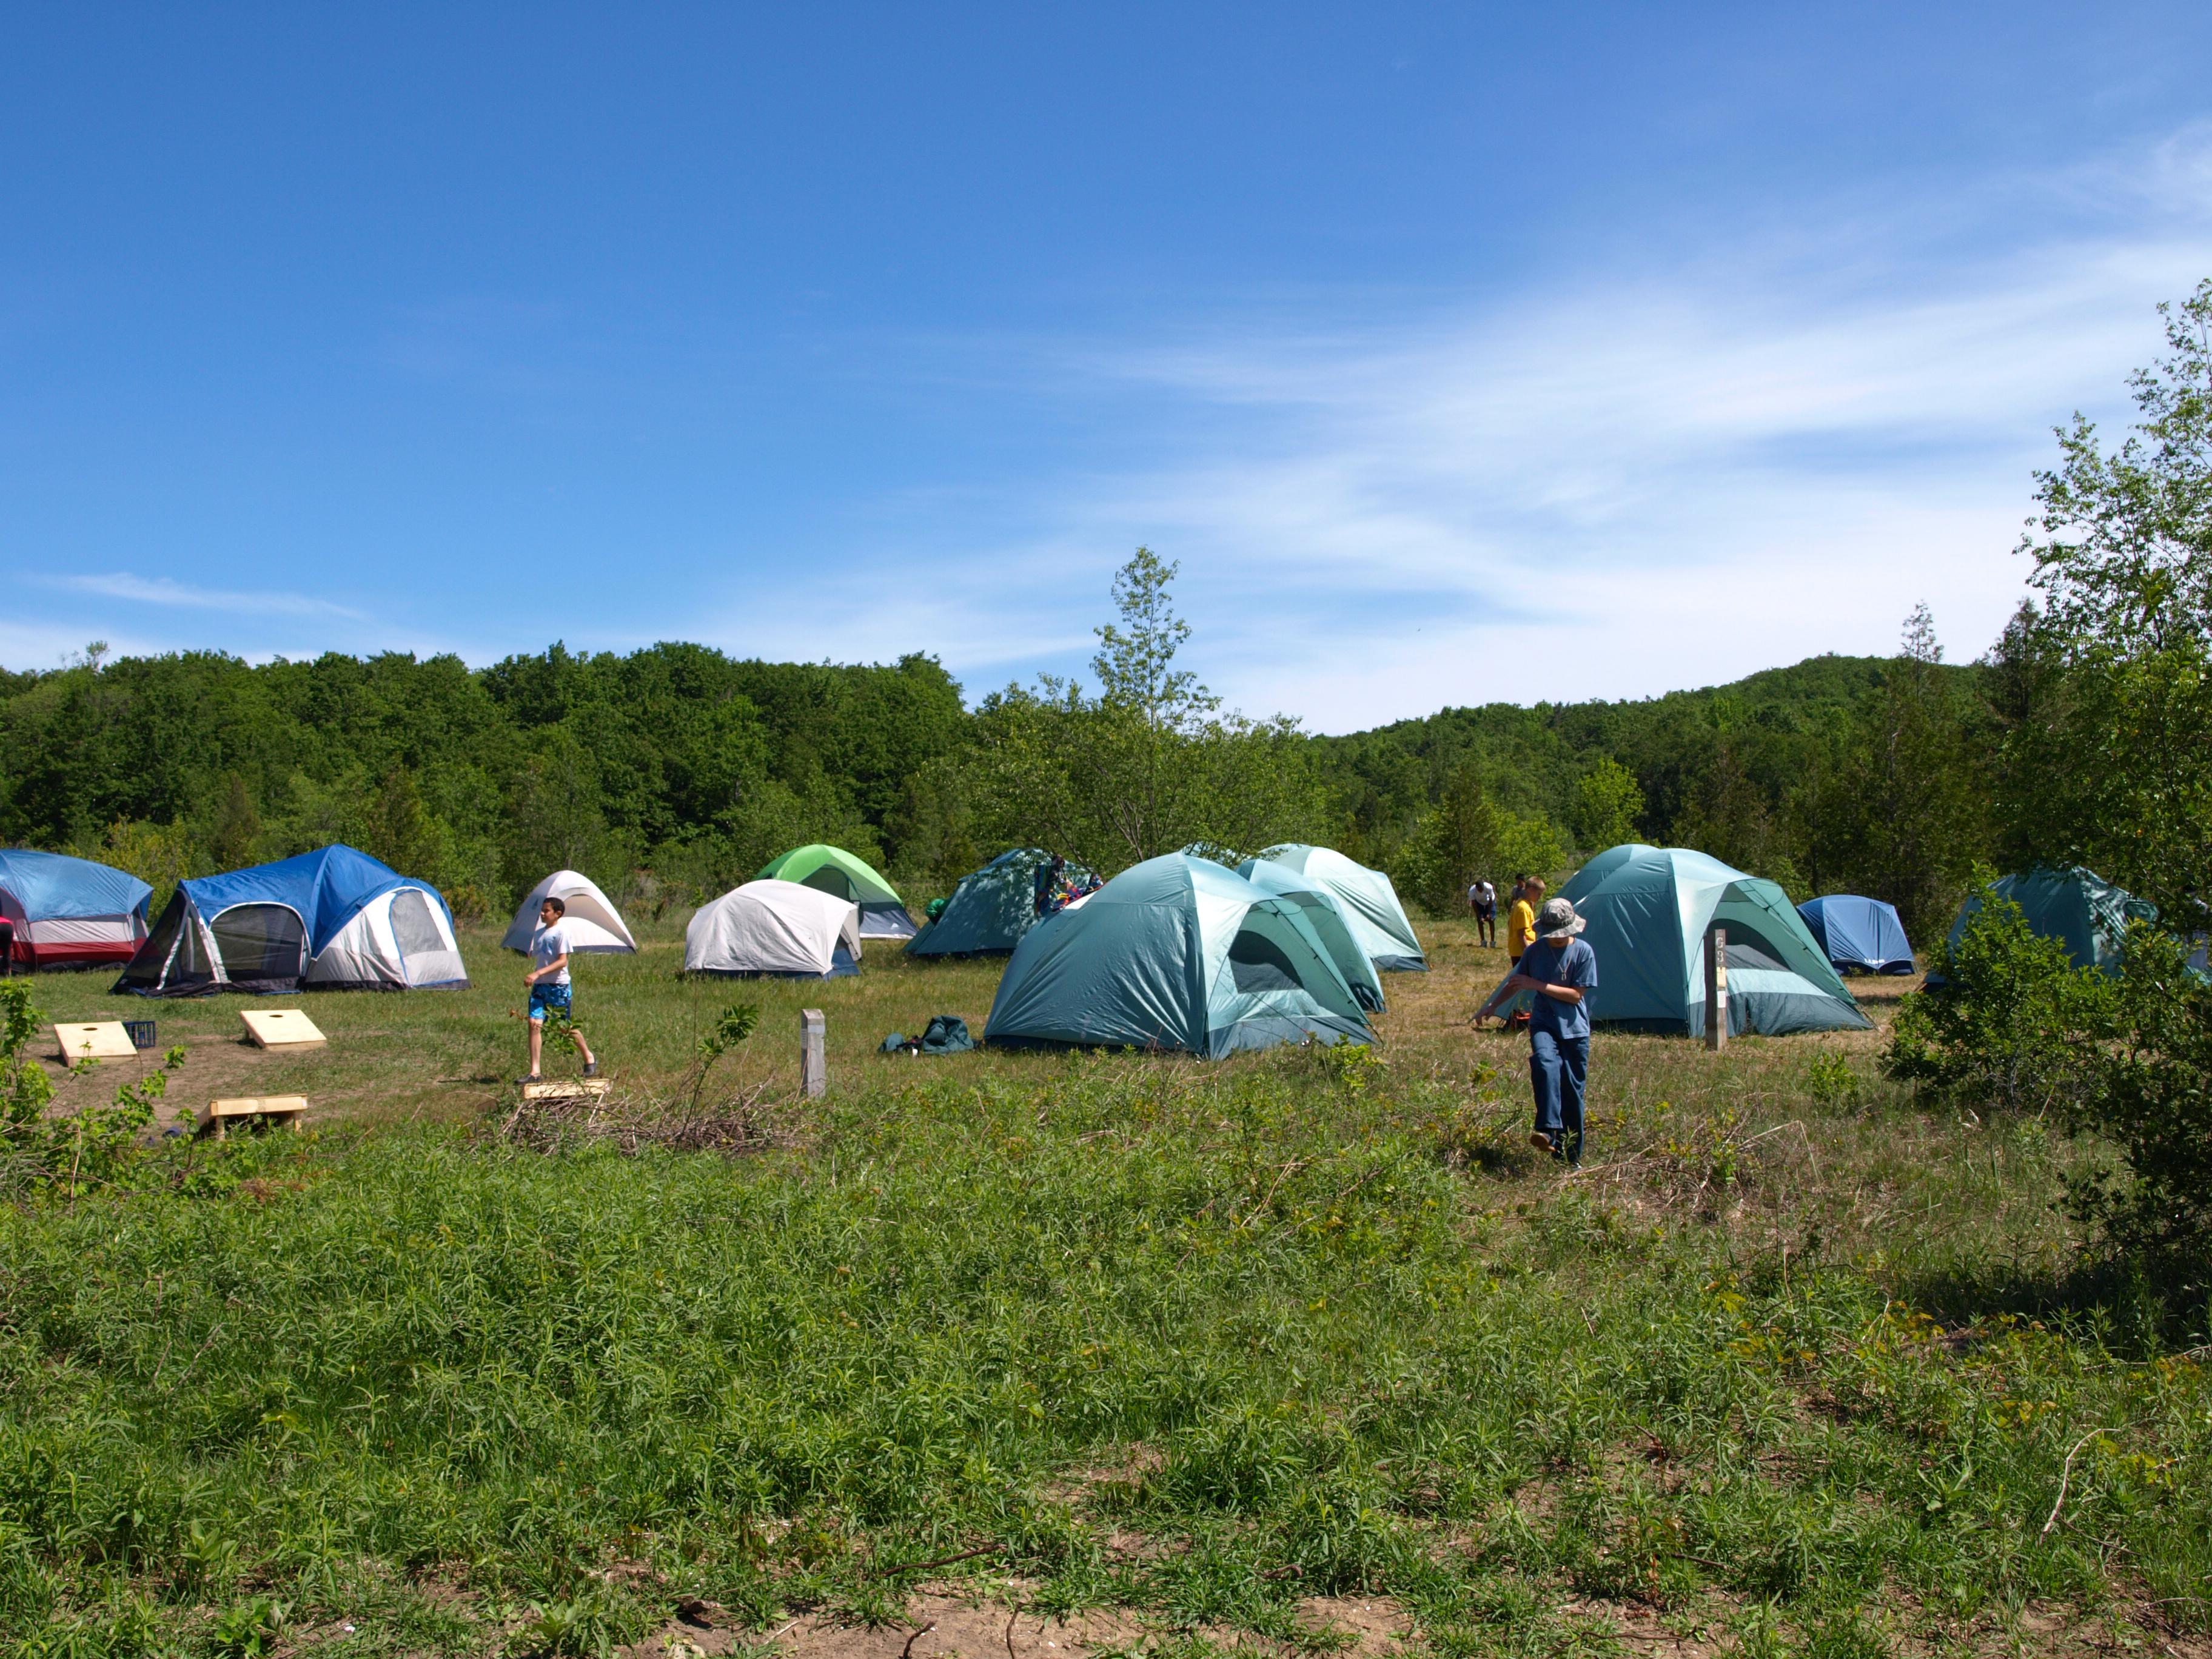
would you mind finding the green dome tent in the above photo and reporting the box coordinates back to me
[984,853,1372,1057]
[907,848,1100,957]
[1489,845,1869,1037]
[756,844,917,940]
[1241,845,1426,973]
[1234,856,1388,1013]
[1940,866,2156,979]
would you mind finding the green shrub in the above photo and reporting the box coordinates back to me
[1881,879,2117,1116]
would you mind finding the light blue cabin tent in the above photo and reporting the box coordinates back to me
[1241,845,1426,973]
[1488,845,1869,1037]
[0,848,153,972]
[1938,866,2155,980]
[984,854,1373,1056]
[907,848,1100,958]
[1233,856,1389,1013]
[116,845,470,997]
[1798,894,1916,976]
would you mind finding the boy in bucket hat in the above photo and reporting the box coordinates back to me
[1475,895,1598,1165]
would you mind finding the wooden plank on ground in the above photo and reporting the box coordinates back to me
[53,1021,137,1061]
[196,1096,309,1138]
[241,1008,327,1049]
[521,1079,610,1102]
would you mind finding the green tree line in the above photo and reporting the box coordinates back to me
[8,280,2212,942]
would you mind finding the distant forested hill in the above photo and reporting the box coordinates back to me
[0,633,1993,934]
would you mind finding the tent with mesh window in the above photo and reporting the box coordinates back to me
[756,844,917,940]
[984,853,1372,1056]
[1486,844,1868,1036]
[114,845,470,997]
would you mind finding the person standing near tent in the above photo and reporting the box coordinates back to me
[1474,896,1597,1167]
[1470,878,1496,948]
[521,894,598,1084]
[1506,876,1542,963]
[1035,854,1071,919]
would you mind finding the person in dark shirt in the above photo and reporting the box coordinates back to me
[1475,896,1598,1166]
[1034,853,1068,918]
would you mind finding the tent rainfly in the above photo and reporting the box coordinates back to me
[984,853,1372,1057]
[1487,844,1870,1037]
[503,870,638,956]
[756,845,917,940]
[1233,856,1388,1013]
[906,847,1101,958]
[1939,866,2156,980]
[1798,894,1915,976]
[115,845,469,997]
[1241,845,1426,973]
[685,879,863,978]
[0,849,153,972]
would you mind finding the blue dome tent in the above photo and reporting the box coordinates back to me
[116,845,470,997]
[985,854,1372,1057]
[0,849,152,973]
[1798,894,1915,976]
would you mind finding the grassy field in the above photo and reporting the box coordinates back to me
[1,919,2207,1658]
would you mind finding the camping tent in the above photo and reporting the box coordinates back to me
[1488,845,1869,1036]
[1940,866,2156,979]
[115,845,469,997]
[0,850,152,973]
[756,845,917,939]
[502,870,638,956]
[907,848,1100,957]
[984,853,1372,1057]
[1233,857,1388,1013]
[685,879,863,978]
[1241,845,1426,973]
[1798,894,1915,976]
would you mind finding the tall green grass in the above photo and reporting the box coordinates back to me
[2,1034,2207,1657]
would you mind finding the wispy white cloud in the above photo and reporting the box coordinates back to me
[45,572,367,620]
[877,130,2212,729]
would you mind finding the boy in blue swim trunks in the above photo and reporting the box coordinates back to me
[521,895,598,1084]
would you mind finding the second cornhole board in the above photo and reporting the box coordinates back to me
[241,1009,327,1049]
[521,1079,609,1102]
[196,1096,308,1137]
[53,1021,137,1061]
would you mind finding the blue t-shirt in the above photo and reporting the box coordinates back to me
[1518,936,1598,1041]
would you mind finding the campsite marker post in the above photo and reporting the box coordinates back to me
[1704,925,1728,1051]
[800,1009,826,1098]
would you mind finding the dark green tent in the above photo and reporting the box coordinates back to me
[1941,866,2156,979]
[907,848,1098,958]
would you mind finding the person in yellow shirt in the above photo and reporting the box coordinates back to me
[1506,876,1544,963]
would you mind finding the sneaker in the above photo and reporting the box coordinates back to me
[582,1061,598,1078]
[1529,1130,1553,1153]
[517,1073,541,1085]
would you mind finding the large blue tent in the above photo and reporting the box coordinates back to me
[0,849,152,972]
[1798,894,1915,976]
[985,854,1372,1057]
[117,845,469,996]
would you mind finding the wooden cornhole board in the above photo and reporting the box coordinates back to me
[53,1021,137,1061]
[521,1079,609,1102]
[196,1096,308,1138]
[241,1008,326,1049]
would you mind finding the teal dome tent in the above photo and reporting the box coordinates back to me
[907,848,1099,957]
[1241,845,1426,973]
[1233,856,1388,1013]
[1488,845,1869,1037]
[985,854,1372,1057]
[1939,866,2154,980]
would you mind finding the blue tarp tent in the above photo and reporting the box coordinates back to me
[1487,845,1869,1036]
[1798,894,1915,976]
[0,850,152,972]
[116,845,470,996]
[985,854,1372,1057]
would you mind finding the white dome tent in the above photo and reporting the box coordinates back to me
[685,879,862,979]
[502,870,638,956]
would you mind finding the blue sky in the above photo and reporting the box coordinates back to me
[5,5,2211,731]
